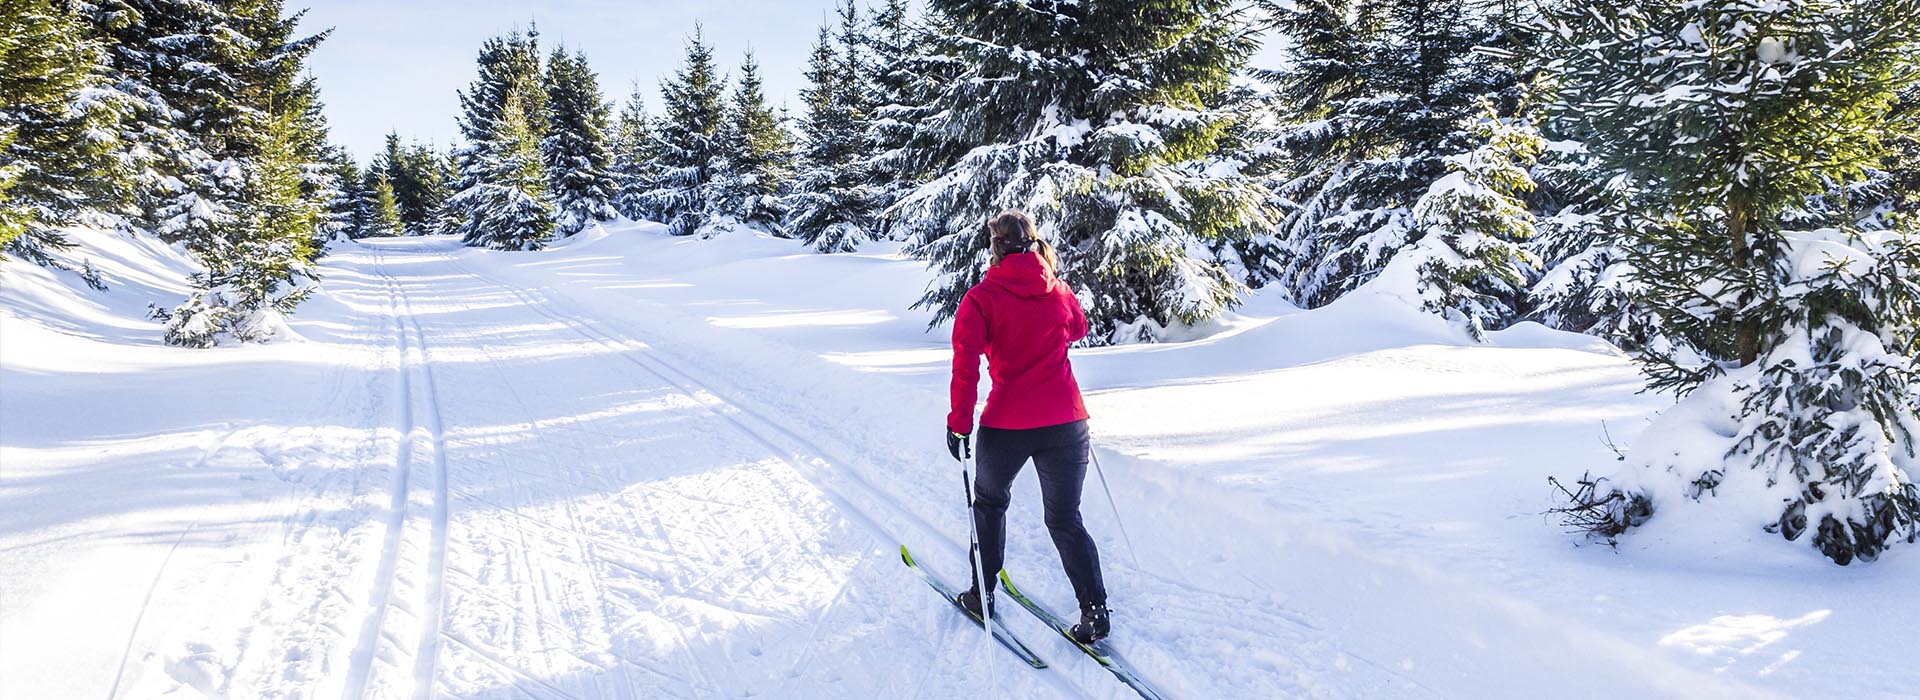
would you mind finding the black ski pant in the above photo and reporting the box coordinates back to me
[969,419,1106,607]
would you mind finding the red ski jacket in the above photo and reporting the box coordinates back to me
[947,252,1090,434]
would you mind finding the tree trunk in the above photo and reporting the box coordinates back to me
[1729,194,1760,366]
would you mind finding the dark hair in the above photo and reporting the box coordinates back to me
[987,210,1058,270]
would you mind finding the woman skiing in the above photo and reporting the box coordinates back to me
[945,209,1109,643]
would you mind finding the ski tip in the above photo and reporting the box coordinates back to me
[996,569,1016,591]
[899,544,914,567]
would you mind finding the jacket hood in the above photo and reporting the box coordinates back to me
[984,252,1058,298]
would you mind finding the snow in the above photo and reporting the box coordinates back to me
[1783,226,1876,280]
[4,221,1915,699]
[1756,36,1791,65]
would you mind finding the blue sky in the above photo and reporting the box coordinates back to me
[298,1,1289,163]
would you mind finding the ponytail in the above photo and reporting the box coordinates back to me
[1032,237,1060,272]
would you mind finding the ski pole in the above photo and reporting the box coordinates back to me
[1088,443,1141,569]
[958,446,998,695]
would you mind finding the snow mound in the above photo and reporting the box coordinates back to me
[1488,320,1626,355]
[541,217,669,251]
[0,226,200,345]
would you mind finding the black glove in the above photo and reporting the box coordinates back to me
[946,429,972,462]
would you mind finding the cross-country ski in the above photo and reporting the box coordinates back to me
[899,546,1047,669]
[998,571,1167,700]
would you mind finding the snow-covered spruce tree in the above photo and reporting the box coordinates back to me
[450,87,554,251]
[187,92,327,335]
[285,76,341,242]
[1265,0,1511,309]
[1523,132,1667,351]
[542,48,617,237]
[0,0,126,265]
[704,51,793,235]
[896,0,1276,341]
[1509,0,1668,351]
[1383,99,1543,339]
[608,84,658,222]
[638,26,724,237]
[377,132,451,235]
[359,169,402,237]
[373,133,405,224]
[440,29,540,237]
[782,17,878,252]
[405,144,453,235]
[1545,0,1920,565]
[1200,73,1296,290]
[861,0,932,241]
[320,147,365,240]
[445,30,553,250]
[84,0,264,262]
[159,0,335,347]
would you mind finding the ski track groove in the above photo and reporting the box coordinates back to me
[344,245,451,700]
[397,257,454,700]
[446,257,1099,700]
[339,249,413,700]
[408,244,585,699]
[440,631,578,700]
[223,279,397,700]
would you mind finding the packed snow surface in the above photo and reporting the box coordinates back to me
[3,222,1913,699]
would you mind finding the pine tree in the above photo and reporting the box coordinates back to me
[377,132,448,234]
[1545,0,1920,565]
[638,26,725,237]
[87,0,256,260]
[361,168,402,237]
[285,76,338,244]
[1513,0,1665,349]
[705,51,793,234]
[0,0,126,264]
[1387,100,1543,339]
[542,48,617,237]
[865,0,916,119]
[159,0,335,347]
[1886,84,1920,210]
[1524,133,1663,350]
[445,29,553,250]
[609,84,658,221]
[862,0,926,240]
[372,131,403,219]
[896,0,1277,342]
[783,17,878,252]
[1266,0,1510,309]
[401,141,452,235]
[451,86,553,250]
[0,0,342,344]
[321,148,364,240]
[865,0,918,128]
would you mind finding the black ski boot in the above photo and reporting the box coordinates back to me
[957,587,994,621]
[1070,601,1110,644]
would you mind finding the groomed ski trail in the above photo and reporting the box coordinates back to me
[344,237,1093,699]
[341,245,453,700]
[2,227,1783,700]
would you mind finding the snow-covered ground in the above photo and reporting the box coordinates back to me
[3,222,1913,699]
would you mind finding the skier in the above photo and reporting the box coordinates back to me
[945,209,1109,644]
